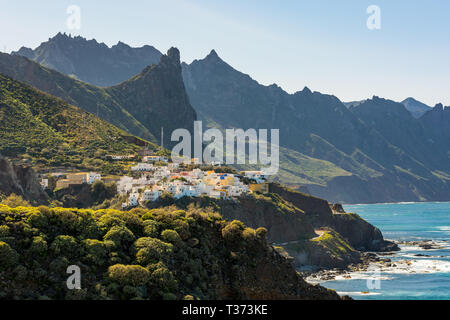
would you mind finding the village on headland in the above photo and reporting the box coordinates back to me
[38,148,269,210]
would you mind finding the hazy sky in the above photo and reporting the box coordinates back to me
[1,0,449,105]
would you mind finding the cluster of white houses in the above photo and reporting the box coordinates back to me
[41,157,268,209]
[119,164,267,208]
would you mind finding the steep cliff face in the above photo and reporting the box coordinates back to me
[269,183,398,252]
[172,184,396,270]
[329,214,398,252]
[420,104,450,152]
[219,193,316,243]
[282,230,361,269]
[268,183,333,219]
[0,157,47,203]
[107,48,197,148]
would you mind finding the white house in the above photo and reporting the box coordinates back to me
[142,189,161,202]
[117,176,133,194]
[87,172,101,184]
[40,178,49,189]
[168,163,180,170]
[154,167,170,179]
[209,190,221,199]
[186,186,201,197]
[128,192,139,207]
[143,156,169,163]
[131,163,154,172]
[242,171,267,183]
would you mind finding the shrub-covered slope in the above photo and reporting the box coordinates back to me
[0,205,341,300]
[144,183,398,270]
[0,74,154,169]
[0,47,197,148]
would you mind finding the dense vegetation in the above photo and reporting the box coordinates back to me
[0,204,340,300]
[0,74,158,171]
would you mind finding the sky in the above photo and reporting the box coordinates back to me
[1,0,449,105]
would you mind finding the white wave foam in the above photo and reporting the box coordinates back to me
[334,273,393,281]
[337,291,382,296]
[372,259,450,275]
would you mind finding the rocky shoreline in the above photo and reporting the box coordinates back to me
[302,239,449,285]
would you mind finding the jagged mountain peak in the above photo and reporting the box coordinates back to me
[207,49,219,58]
[167,47,180,62]
[113,40,131,49]
[434,103,444,110]
[401,97,432,118]
[12,33,163,87]
[302,86,312,94]
[202,49,226,64]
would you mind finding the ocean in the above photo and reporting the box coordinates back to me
[318,202,450,300]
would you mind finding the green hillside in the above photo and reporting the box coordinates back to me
[0,74,157,170]
[0,49,197,148]
[0,204,340,300]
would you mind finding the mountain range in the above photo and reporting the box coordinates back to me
[5,33,450,203]
[13,32,162,87]
[2,42,196,148]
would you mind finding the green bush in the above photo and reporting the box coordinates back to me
[0,194,30,208]
[30,236,48,256]
[161,229,182,245]
[50,235,78,257]
[221,220,245,246]
[148,262,177,294]
[0,241,18,267]
[108,264,150,286]
[143,220,160,237]
[104,225,135,247]
[136,238,173,265]
[256,227,268,239]
[83,239,109,265]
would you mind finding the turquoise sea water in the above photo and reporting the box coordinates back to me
[319,202,450,300]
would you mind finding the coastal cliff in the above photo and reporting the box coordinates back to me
[0,205,341,300]
[0,157,48,204]
[154,183,398,271]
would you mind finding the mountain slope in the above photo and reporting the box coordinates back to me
[420,103,450,145]
[181,50,450,203]
[401,97,432,118]
[13,33,162,87]
[0,73,153,169]
[0,48,197,147]
[106,48,197,148]
[350,97,449,172]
